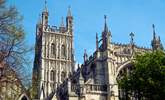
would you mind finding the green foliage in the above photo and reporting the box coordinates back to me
[118,50,165,100]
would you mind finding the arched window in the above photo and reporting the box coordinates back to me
[50,70,55,81]
[61,45,66,58]
[61,71,66,82]
[51,43,56,55]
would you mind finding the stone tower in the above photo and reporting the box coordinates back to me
[95,15,119,100]
[32,3,75,99]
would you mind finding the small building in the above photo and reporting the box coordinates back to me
[0,62,28,100]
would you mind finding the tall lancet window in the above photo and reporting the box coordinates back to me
[51,43,56,56]
[61,71,66,82]
[50,70,55,81]
[61,44,66,58]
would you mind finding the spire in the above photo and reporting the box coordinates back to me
[129,32,134,45]
[151,24,164,50]
[152,24,156,39]
[67,6,72,17]
[129,32,135,53]
[151,24,156,50]
[66,6,73,31]
[158,36,161,41]
[41,0,49,26]
[83,49,88,64]
[96,33,99,51]
[104,15,108,32]
[44,0,48,12]
[102,15,111,50]
[158,36,164,50]
[60,17,64,27]
[59,17,65,32]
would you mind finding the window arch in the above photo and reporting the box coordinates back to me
[61,71,66,82]
[61,44,66,58]
[51,43,56,55]
[50,70,55,81]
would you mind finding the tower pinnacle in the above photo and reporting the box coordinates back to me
[129,32,135,52]
[66,6,73,32]
[102,15,111,50]
[44,0,48,12]
[41,0,49,26]
[96,33,99,51]
[67,6,72,17]
[83,49,88,64]
[151,24,163,50]
[104,15,108,32]
[61,17,64,27]
[129,32,134,45]
[152,24,156,39]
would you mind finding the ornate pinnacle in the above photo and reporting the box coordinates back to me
[61,17,64,27]
[96,33,99,50]
[44,0,48,12]
[104,15,108,32]
[130,32,134,45]
[152,24,156,39]
[67,6,72,17]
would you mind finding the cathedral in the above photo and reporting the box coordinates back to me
[32,3,163,100]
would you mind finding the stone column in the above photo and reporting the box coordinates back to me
[107,60,119,100]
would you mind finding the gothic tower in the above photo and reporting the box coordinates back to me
[102,15,111,50]
[95,16,119,100]
[32,2,75,99]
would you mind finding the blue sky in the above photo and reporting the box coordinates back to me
[8,0,165,70]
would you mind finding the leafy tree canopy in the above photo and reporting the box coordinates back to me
[118,50,165,100]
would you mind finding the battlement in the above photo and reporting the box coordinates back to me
[44,25,67,33]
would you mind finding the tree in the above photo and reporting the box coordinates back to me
[118,50,165,100]
[0,0,32,89]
